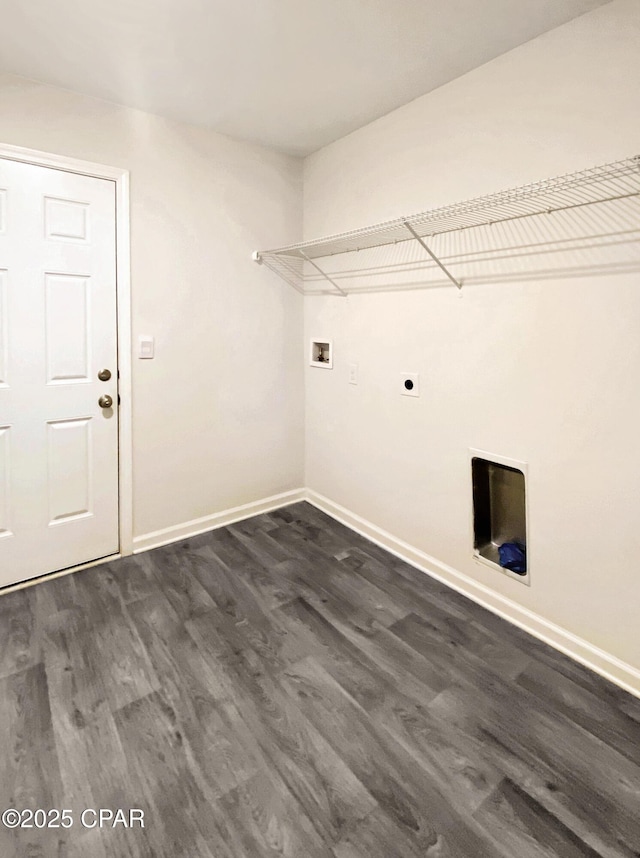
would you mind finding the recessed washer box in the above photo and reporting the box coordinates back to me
[310,339,333,369]
[470,449,529,585]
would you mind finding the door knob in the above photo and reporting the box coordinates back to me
[98,395,113,409]
[98,368,112,381]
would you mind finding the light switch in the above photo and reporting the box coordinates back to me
[138,336,155,359]
[348,363,358,385]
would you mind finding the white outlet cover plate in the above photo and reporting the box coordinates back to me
[348,363,358,385]
[401,372,419,396]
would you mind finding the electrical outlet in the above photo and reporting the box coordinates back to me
[348,363,358,385]
[400,372,419,397]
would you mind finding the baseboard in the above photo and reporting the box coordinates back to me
[132,488,306,553]
[304,489,640,700]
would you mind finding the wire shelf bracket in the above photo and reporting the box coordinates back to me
[298,250,347,297]
[253,156,640,296]
[402,220,462,290]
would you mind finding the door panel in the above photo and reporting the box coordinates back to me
[45,273,91,383]
[0,158,119,588]
[47,417,93,524]
[0,425,9,538]
[0,270,7,386]
[44,195,90,242]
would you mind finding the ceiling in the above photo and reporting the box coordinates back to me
[0,0,609,156]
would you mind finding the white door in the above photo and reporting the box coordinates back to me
[0,158,119,588]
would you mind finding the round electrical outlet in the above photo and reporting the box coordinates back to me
[400,372,419,396]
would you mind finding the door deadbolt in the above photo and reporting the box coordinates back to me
[98,368,112,381]
[98,395,113,409]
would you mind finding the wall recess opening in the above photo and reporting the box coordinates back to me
[310,339,333,369]
[471,451,529,584]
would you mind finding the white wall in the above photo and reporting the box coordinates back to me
[0,74,304,541]
[303,0,640,672]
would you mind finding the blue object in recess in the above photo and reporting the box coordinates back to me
[498,541,527,575]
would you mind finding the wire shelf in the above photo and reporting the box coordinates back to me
[253,156,640,295]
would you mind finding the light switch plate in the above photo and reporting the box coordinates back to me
[138,336,155,359]
[348,363,358,385]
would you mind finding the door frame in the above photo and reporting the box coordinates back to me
[0,142,133,564]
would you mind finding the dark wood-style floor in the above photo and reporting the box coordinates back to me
[1,502,639,857]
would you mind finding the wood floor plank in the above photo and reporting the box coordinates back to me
[332,808,426,858]
[516,658,640,765]
[287,593,450,702]
[429,683,640,856]
[0,588,39,679]
[267,520,411,628]
[127,596,259,798]
[471,742,638,858]
[216,768,334,858]
[283,655,509,858]
[185,569,320,673]
[225,521,300,568]
[474,777,605,858]
[54,709,149,858]
[40,579,158,725]
[375,693,504,814]
[0,501,639,857]
[186,622,377,844]
[103,553,158,606]
[113,690,220,858]
[197,528,301,610]
[0,664,65,858]
[336,546,470,624]
[139,542,219,621]
[276,596,442,712]
[390,610,532,684]
[0,664,62,807]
